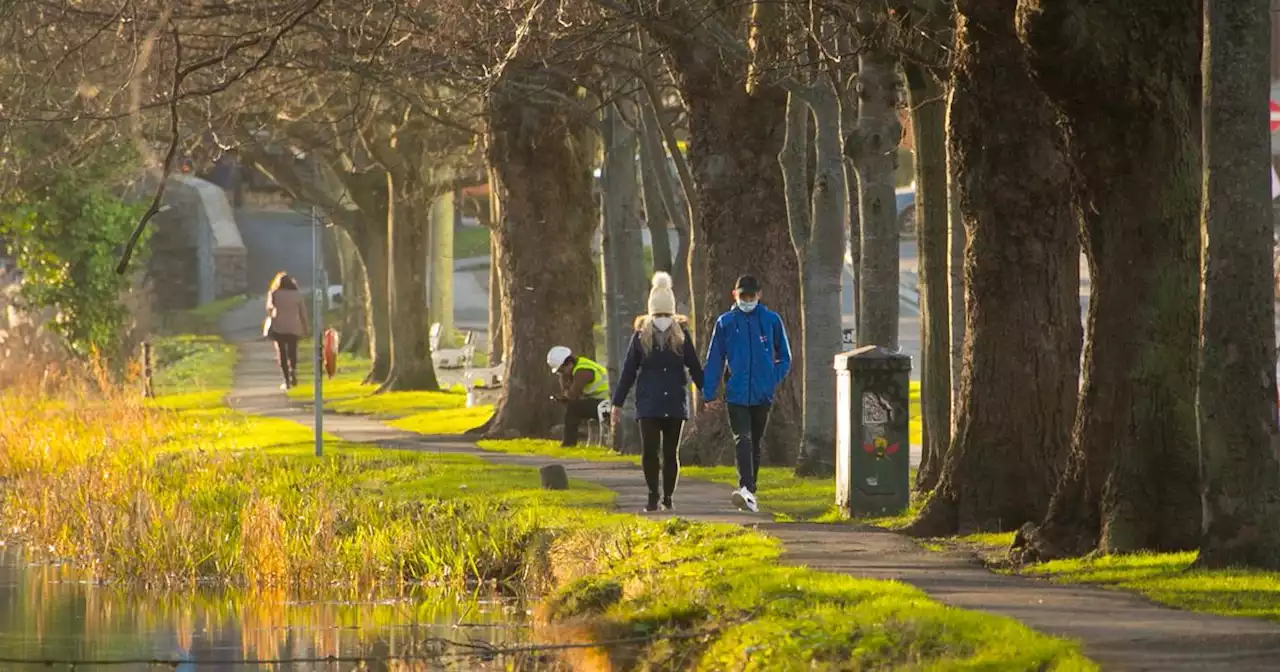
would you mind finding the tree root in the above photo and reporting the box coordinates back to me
[902,491,959,538]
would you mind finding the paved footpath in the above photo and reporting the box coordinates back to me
[227,339,1280,671]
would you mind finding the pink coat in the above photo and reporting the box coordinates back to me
[267,289,308,336]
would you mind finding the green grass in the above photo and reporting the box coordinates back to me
[454,225,491,259]
[543,518,1092,670]
[156,295,248,336]
[391,406,494,435]
[286,347,471,418]
[1021,551,1280,622]
[2,347,612,592]
[475,438,884,522]
[150,335,238,394]
[0,334,1096,668]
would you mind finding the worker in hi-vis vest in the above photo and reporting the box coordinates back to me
[546,345,610,447]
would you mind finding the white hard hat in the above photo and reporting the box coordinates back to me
[546,346,572,372]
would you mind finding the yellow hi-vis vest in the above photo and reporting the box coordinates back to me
[573,357,610,398]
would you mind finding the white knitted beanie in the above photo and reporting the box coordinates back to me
[647,272,677,315]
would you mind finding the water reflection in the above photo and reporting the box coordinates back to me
[0,547,530,670]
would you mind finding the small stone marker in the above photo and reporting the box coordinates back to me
[540,464,569,491]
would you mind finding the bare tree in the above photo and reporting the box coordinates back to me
[897,0,954,494]
[847,7,901,350]
[905,0,1080,537]
[1195,0,1280,569]
[1014,0,1202,559]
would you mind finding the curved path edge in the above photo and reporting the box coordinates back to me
[226,339,1280,671]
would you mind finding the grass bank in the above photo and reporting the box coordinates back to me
[285,347,494,433]
[540,518,1091,670]
[935,532,1280,623]
[0,341,1092,668]
[905,530,1280,625]
[155,295,248,336]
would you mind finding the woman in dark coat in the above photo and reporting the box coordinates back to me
[610,272,704,512]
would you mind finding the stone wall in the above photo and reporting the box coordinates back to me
[153,175,247,307]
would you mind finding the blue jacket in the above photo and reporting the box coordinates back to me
[611,323,704,419]
[703,305,791,406]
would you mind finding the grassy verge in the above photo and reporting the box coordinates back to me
[2,341,609,592]
[541,518,1092,670]
[454,225,491,259]
[0,339,1092,668]
[1016,550,1280,622]
[285,347,495,433]
[475,439,908,523]
[905,529,1280,625]
[155,295,248,336]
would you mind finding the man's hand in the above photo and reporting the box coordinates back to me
[611,407,622,424]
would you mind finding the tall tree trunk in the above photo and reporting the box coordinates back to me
[486,170,505,368]
[665,46,803,467]
[639,127,675,277]
[640,103,692,312]
[429,191,455,348]
[357,219,392,384]
[848,21,901,349]
[804,89,849,475]
[488,231,505,367]
[382,180,440,392]
[908,65,951,494]
[601,100,648,454]
[335,226,369,355]
[947,140,966,433]
[1013,0,1203,559]
[784,84,848,476]
[906,0,1080,537]
[484,71,598,439]
[1196,0,1280,569]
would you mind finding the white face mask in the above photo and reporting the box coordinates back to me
[737,299,758,313]
[652,316,673,332]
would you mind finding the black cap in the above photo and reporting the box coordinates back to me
[734,275,761,293]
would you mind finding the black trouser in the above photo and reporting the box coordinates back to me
[639,417,684,503]
[271,333,299,386]
[562,398,604,446]
[728,404,772,493]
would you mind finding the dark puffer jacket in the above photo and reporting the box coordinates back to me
[610,319,704,420]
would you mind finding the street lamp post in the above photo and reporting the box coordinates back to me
[311,205,324,458]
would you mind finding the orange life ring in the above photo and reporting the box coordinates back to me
[322,328,339,379]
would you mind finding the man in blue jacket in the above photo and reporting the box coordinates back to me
[703,275,792,512]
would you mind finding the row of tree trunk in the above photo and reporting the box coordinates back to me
[900,0,1280,568]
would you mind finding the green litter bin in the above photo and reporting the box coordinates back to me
[835,346,912,517]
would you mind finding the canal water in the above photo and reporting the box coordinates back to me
[0,548,532,670]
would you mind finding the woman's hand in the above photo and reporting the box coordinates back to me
[611,407,622,425]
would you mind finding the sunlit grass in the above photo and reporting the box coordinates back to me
[476,438,866,522]
[543,518,1092,670]
[286,348,469,417]
[1021,551,1280,622]
[155,295,249,336]
[390,406,494,435]
[0,337,1093,669]
[0,357,612,592]
[149,335,237,394]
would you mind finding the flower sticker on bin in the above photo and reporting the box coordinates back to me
[862,435,900,460]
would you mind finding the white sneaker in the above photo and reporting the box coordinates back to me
[731,488,759,512]
[742,490,759,513]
